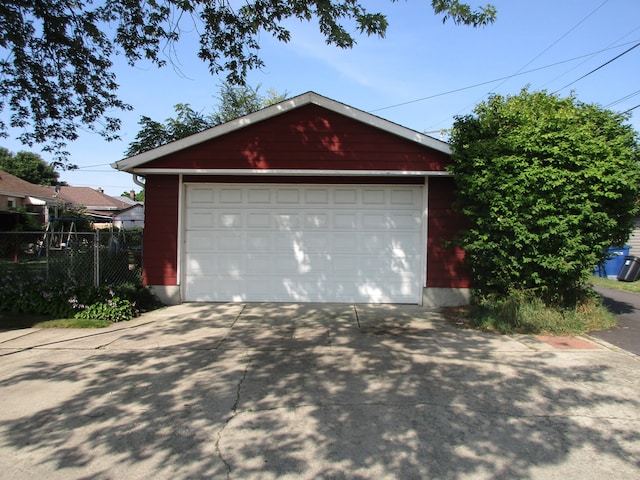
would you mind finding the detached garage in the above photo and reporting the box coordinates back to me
[112,92,470,306]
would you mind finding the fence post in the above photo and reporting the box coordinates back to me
[94,230,100,287]
[45,233,50,281]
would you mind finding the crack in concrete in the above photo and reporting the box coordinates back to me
[215,354,252,478]
[353,304,361,329]
[215,304,246,349]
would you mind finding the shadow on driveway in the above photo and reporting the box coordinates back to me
[0,303,638,479]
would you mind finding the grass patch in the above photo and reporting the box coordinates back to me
[0,311,110,329]
[590,275,640,294]
[446,291,617,335]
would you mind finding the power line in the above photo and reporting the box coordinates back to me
[427,1,613,129]
[492,0,610,94]
[71,163,112,169]
[605,89,640,109]
[553,41,640,93]
[368,40,640,113]
[540,24,640,89]
[622,104,640,114]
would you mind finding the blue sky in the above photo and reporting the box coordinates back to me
[2,0,639,197]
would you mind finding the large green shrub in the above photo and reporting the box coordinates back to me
[449,89,640,306]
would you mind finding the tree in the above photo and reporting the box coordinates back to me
[0,1,496,163]
[121,190,144,202]
[0,147,62,185]
[125,84,288,157]
[448,89,640,305]
[212,84,288,125]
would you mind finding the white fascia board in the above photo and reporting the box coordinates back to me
[130,168,453,177]
[112,92,451,173]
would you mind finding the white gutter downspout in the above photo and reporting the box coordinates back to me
[132,174,145,188]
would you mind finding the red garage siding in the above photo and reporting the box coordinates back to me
[142,175,179,286]
[427,177,471,288]
[142,104,450,172]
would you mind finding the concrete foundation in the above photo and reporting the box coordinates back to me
[149,285,181,305]
[149,285,471,308]
[422,287,471,307]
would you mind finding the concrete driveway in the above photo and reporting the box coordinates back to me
[0,303,638,479]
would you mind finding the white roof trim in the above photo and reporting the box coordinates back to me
[128,168,453,177]
[26,196,48,205]
[112,92,451,173]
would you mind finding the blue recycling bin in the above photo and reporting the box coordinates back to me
[595,246,631,278]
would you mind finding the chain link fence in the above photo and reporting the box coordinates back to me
[0,229,143,286]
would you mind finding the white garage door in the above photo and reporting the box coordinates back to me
[183,184,424,303]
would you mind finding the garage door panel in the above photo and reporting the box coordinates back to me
[334,189,358,204]
[184,184,423,303]
[301,232,330,250]
[247,212,271,228]
[187,232,215,251]
[362,189,386,204]
[188,187,215,204]
[275,213,302,229]
[305,212,330,229]
[246,255,270,274]
[186,254,217,274]
[390,212,422,229]
[276,188,300,203]
[330,256,358,274]
[187,211,215,229]
[305,188,330,203]
[219,212,244,229]
[219,187,243,203]
[333,213,358,229]
[247,232,271,250]
[218,255,246,275]
[247,188,271,203]
[218,232,245,251]
[391,188,419,205]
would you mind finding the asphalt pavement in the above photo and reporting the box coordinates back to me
[593,285,640,356]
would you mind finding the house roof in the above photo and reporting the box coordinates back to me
[50,186,133,211]
[0,170,57,203]
[112,91,451,173]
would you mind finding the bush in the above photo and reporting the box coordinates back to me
[73,291,137,322]
[468,290,616,335]
[0,273,163,322]
[449,89,640,306]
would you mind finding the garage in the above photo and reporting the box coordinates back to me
[112,91,471,306]
[184,184,424,303]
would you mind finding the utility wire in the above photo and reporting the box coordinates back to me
[368,40,640,113]
[432,0,612,128]
[553,41,640,93]
[541,25,640,89]
[492,0,610,94]
[605,89,640,109]
[622,104,640,114]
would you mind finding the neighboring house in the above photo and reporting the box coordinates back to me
[112,92,471,306]
[112,204,145,230]
[51,186,143,229]
[0,170,58,230]
[628,219,640,257]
